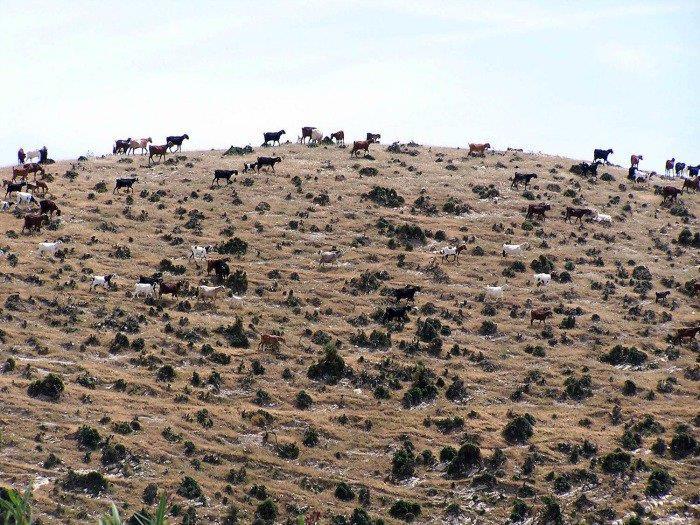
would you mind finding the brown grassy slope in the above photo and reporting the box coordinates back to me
[0,142,698,524]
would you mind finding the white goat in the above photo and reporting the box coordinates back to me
[90,274,116,291]
[198,285,225,300]
[485,285,506,300]
[319,250,342,266]
[502,243,528,257]
[37,241,62,256]
[534,273,552,286]
[593,213,612,224]
[134,282,157,298]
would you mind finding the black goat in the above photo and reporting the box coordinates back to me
[510,172,538,189]
[212,169,238,185]
[262,130,285,146]
[113,178,138,193]
[166,134,189,152]
[392,285,421,302]
[593,148,614,164]
[256,156,282,172]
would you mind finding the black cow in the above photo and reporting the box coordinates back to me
[256,156,282,172]
[593,148,613,164]
[212,169,238,185]
[262,130,285,146]
[113,177,139,193]
[511,172,538,189]
[166,134,189,152]
[392,285,421,302]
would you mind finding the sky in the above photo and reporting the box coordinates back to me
[1,0,698,171]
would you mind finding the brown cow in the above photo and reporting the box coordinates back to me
[672,325,700,345]
[258,333,285,351]
[530,308,553,325]
[330,131,344,145]
[351,140,373,156]
[39,199,61,216]
[468,142,491,156]
[22,213,49,233]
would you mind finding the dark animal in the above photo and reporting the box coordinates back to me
[593,148,614,164]
[655,290,671,303]
[526,203,551,220]
[212,169,238,185]
[661,186,683,202]
[39,199,61,216]
[25,163,46,180]
[511,172,537,189]
[213,261,230,281]
[366,133,381,142]
[350,140,373,156]
[166,134,189,152]
[530,308,553,325]
[243,162,257,172]
[687,164,700,177]
[256,156,282,172]
[17,148,25,164]
[22,213,49,233]
[681,176,699,193]
[138,273,163,286]
[113,178,138,193]
[148,144,171,165]
[262,130,285,146]
[330,131,344,145]
[392,285,421,302]
[674,162,686,176]
[158,281,185,298]
[301,127,315,144]
[113,138,131,154]
[565,207,594,224]
[207,258,230,274]
[38,146,48,164]
[672,325,700,345]
[4,181,26,197]
[383,305,412,322]
[665,158,675,177]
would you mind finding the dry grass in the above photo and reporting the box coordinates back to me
[0,141,697,524]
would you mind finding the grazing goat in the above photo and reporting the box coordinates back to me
[526,203,551,220]
[593,213,612,224]
[309,129,324,144]
[661,186,683,202]
[243,162,257,173]
[301,127,316,144]
[262,130,285,146]
[319,250,342,266]
[189,245,213,265]
[383,305,412,322]
[15,163,45,181]
[510,172,537,189]
[0,201,14,211]
[674,162,686,177]
[485,285,505,300]
[468,143,491,156]
[207,258,231,274]
[212,169,238,185]
[331,131,344,145]
[665,158,675,177]
[37,241,62,256]
[39,199,61,216]
[392,285,421,302]
[113,138,131,154]
[134,282,157,299]
[15,191,38,207]
[534,273,552,286]
[138,273,164,286]
[90,274,116,291]
[439,244,467,262]
[672,326,700,345]
[682,176,699,193]
[565,207,594,224]
[502,243,528,257]
[259,334,285,351]
[148,144,170,165]
[256,156,282,172]
[127,137,152,155]
[366,133,381,142]
[113,178,138,193]
[166,134,189,152]
[22,214,49,233]
[350,140,374,156]
[197,285,225,301]
[530,308,553,325]
[630,154,642,167]
[159,281,185,299]
[630,168,654,183]
[593,148,613,164]
[655,290,671,303]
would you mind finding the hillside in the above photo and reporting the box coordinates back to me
[0,141,698,524]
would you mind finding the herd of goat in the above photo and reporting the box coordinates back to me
[4,129,699,347]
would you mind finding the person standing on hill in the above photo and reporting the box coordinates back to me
[17,148,25,164]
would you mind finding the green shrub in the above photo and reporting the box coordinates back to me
[446,443,481,478]
[389,500,421,522]
[27,373,64,401]
[63,471,108,495]
[502,414,535,444]
[307,344,346,384]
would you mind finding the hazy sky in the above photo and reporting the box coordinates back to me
[2,1,698,171]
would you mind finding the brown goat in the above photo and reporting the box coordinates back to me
[530,308,553,325]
